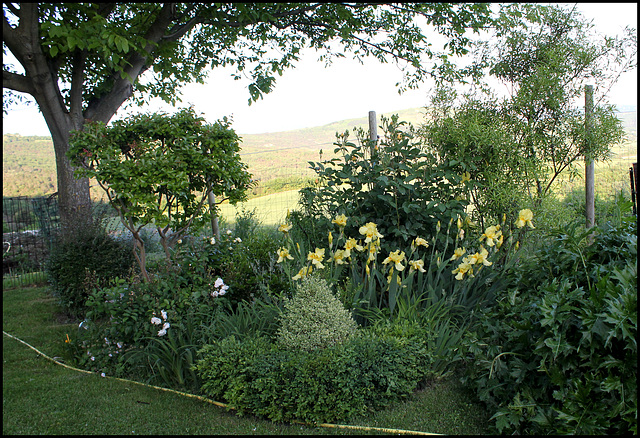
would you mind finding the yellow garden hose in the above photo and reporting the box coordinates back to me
[3,330,441,435]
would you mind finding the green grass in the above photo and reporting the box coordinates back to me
[218,189,302,227]
[2,270,48,289]
[3,285,491,435]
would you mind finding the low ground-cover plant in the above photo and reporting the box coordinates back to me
[195,327,433,424]
[462,219,637,434]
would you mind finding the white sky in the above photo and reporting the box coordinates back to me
[2,3,637,136]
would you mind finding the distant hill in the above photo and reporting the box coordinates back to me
[238,107,430,182]
[3,107,637,199]
[240,106,427,151]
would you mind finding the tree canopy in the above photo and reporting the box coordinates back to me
[421,3,635,225]
[3,2,495,230]
[3,3,494,116]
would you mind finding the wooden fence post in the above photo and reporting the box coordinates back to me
[368,111,377,156]
[585,85,595,229]
[208,189,220,240]
[632,163,638,215]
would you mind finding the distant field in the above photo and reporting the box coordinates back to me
[218,189,301,227]
[3,108,636,223]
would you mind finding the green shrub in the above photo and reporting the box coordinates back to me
[276,275,357,351]
[298,115,469,257]
[195,329,432,423]
[45,219,134,317]
[462,220,637,434]
[173,221,290,306]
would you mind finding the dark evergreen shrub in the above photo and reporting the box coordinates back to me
[46,219,134,317]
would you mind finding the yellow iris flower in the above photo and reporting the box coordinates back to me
[292,266,312,280]
[515,209,535,229]
[450,247,466,261]
[278,223,293,233]
[307,247,326,269]
[412,237,429,249]
[452,261,474,280]
[383,250,406,271]
[333,249,347,265]
[332,214,348,228]
[359,222,384,243]
[276,247,293,263]
[345,237,364,252]
[480,225,502,247]
[367,244,379,263]
[408,259,426,273]
[469,247,492,266]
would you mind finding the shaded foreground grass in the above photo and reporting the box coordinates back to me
[3,285,490,435]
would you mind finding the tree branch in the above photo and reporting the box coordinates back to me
[5,2,19,16]
[3,6,24,62]
[69,50,86,125]
[95,3,117,19]
[84,3,177,121]
[162,15,201,41]
[3,70,35,95]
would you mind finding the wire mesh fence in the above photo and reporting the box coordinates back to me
[3,194,59,287]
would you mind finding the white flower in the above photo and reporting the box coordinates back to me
[177,239,183,244]
[101,373,106,377]
[226,230,232,235]
[116,342,123,349]
[214,278,225,288]
[162,322,170,330]
[160,310,167,320]
[234,237,242,243]
[158,329,167,337]
[210,237,215,245]
[91,356,95,361]
[211,291,219,298]
[150,317,162,325]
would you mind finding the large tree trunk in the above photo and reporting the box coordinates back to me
[33,71,93,236]
[51,129,93,235]
[3,4,94,236]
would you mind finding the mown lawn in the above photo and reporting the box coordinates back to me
[3,285,490,435]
